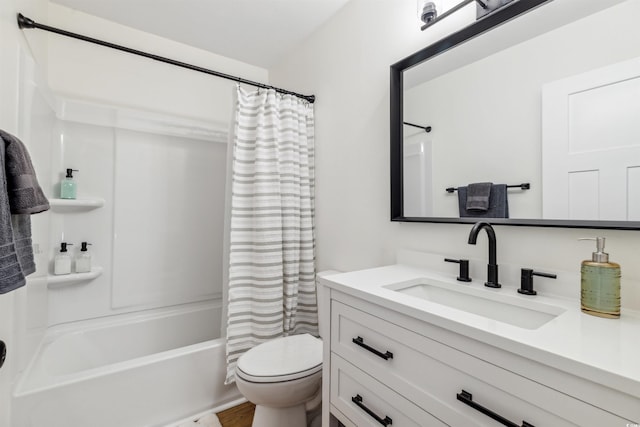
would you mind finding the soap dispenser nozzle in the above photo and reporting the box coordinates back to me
[65,168,79,178]
[579,237,609,263]
[80,242,92,251]
[59,242,73,252]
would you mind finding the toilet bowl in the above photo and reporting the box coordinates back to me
[234,271,338,427]
[235,334,323,427]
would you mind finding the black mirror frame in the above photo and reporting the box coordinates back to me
[390,0,640,230]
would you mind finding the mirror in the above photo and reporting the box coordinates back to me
[391,0,640,229]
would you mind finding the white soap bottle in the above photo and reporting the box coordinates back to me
[54,242,73,275]
[75,242,92,273]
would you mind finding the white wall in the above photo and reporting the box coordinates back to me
[46,3,267,124]
[270,0,640,309]
[41,108,230,325]
[0,0,49,424]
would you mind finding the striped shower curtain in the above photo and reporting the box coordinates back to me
[225,87,316,383]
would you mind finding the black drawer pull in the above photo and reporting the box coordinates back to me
[457,390,534,427]
[352,336,393,360]
[352,394,393,426]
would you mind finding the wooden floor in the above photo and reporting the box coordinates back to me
[216,402,255,427]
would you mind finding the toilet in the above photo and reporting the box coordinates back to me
[234,271,337,427]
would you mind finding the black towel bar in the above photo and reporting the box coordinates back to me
[403,122,431,133]
[446,183,530,193]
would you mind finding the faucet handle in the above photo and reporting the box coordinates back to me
[518,268,557,296]
[444,258,472,282]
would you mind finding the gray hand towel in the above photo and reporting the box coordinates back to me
[0,130,48,293]
[0,137,26,293]
[0,129,50,214]
[465,182,492,211]
[12,214,35,276]
[458,184,509,219]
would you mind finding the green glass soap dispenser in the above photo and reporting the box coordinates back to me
[579,237,621,319]
[60,168,79,199]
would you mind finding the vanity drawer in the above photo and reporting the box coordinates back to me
[331,300,631,427]
[331,353,448,427]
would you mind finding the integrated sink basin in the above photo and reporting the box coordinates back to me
[385,279,566,330]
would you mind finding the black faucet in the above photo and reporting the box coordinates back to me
[467,221,500,288]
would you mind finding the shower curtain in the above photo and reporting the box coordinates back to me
[225,86,316,383]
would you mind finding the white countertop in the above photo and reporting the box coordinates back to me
[321,264,640,400]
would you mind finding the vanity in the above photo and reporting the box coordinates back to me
[319,255,640,427]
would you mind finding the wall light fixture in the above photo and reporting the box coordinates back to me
[419,0,515,30]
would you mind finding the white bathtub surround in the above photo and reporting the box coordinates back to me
[225,87,317,383]
[11,301,241,427]
[9,53,240,427]
[42,96,230,323]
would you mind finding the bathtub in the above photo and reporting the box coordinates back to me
[11,300,241,427]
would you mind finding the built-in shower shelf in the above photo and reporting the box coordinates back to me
[49,197,105,210]
[47,266,103,288]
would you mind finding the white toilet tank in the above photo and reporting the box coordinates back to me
[316,270,340,339]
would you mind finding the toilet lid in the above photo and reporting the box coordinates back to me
[236,333,323,383]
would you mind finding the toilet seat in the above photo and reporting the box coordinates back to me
[236,333,323,383]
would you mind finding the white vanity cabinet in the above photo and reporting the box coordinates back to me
[322,288,639,427]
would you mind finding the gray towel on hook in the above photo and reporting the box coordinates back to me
[0,137,26,293]
[465,182,492,211]
[12,214,35,275]
[0,129,50,214]
[458,184,509,218]
[0,130,49,293]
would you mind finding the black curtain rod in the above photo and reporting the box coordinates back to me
[16,13,315,104]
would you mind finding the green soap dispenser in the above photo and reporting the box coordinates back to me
[60,168,79,199]
[579,237,621,319]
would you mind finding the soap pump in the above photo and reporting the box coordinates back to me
[54,242,73,275]
[60,168,79,199]
[579,237,621,319]
[75,242,92,273]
